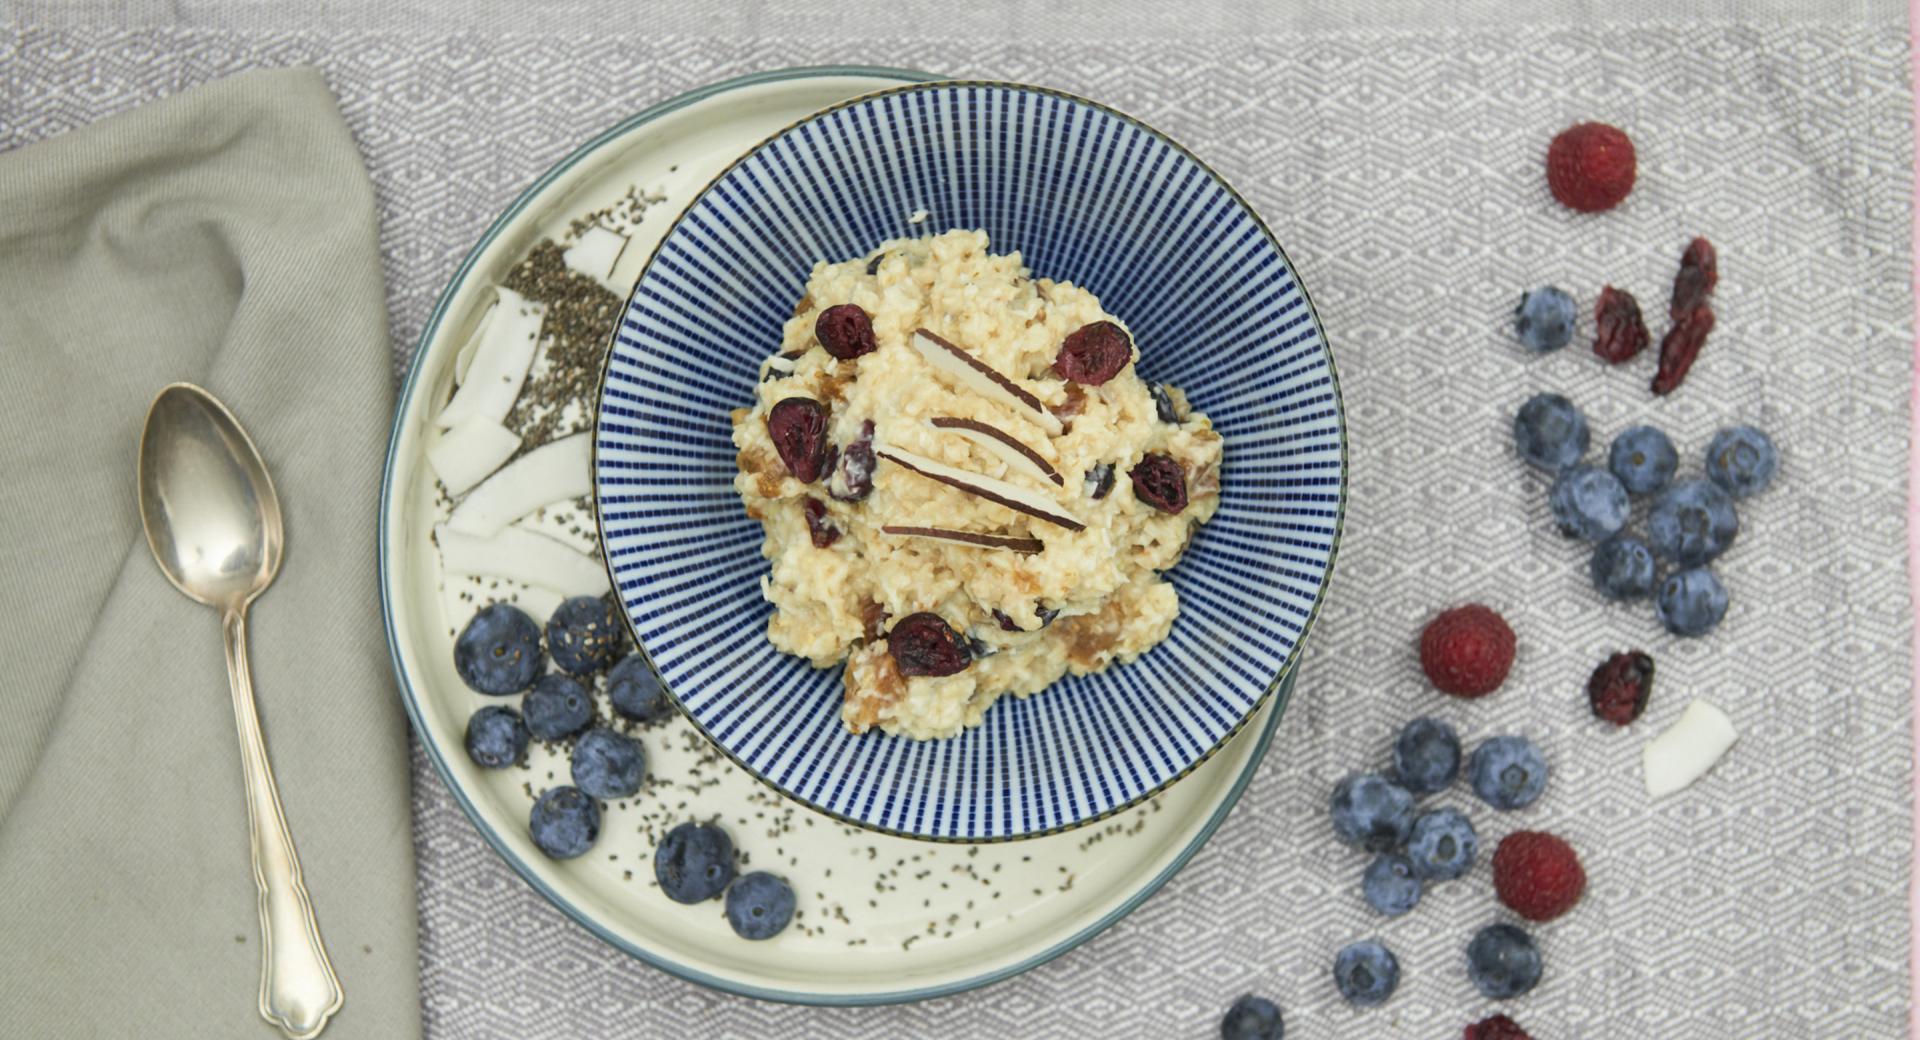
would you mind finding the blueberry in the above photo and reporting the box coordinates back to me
[725,871,797,940]
[528,785,599,859]
[1405,808,1478,880]
[1361,854,1422,917]
[1656,567,1729,637]
[570,726,646,800]
[1590,535,1656,601]
[1609,425,1678,496]
[1469,736,1549,811]
[464,705,528,769]
[1549,464,1629,542]
[522,674,593,742]
[1647,478,1739,566]
[655,821,736,903]
[1332,940,1400,1007]
[453,603,543,695]
[1466,923,1543,999]
[1329,774,1416,852]
[1514,287,1577,353]
[1391,717,1461,795]
[1512,392,1589,471]
[1705,425,1778,498]
[546,596,624,675]
[607,653,673,724]
[1220,995,1285,1040]
[1150,383,1180,423]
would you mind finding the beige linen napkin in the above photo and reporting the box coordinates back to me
[0,68,418,1038]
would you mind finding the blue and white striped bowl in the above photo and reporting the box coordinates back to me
[593,82,1345,841]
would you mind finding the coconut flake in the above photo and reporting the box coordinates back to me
[929,417,1063,486]
[1643,700,1739,797]
[427,418,522,497]
[452,298,498,385]
[876,446,1084,531]
[446,433,591,537]
[436,524,610,597]
[438,286,544,429]
[910,329,1063,436]
[882,525,1043,553]
[564,225,629,278]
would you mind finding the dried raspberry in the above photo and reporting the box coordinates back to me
[1587,650,1653,726]
[1465,1015,1531,1040]
[815,304,876,360]
[1546,122,1637,213]
[1492,831,1586,923]
[1669,236,1719,319]
[1419,605,1515,698]
[1652,305,1714,396]
[1129,453,1188,514]
[887,612,972,677]
[1592,285,1649,364]
[829,420,876,501]
[766,397,830,482]
[802,497,840,548]
[1054,321,1133,385]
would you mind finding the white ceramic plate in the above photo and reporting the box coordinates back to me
[380,66,1294,1004]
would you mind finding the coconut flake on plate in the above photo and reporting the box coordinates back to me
[563,224,632,294]
[929,416,1062,487]
[875,445,1083,531]
[426,418,522,498]
[437,286,544,429]
[435,523,610,597]
[1643,699,1738,797]
[910,328,1063,436]
[446,432,591,537]
[452,296,498,385]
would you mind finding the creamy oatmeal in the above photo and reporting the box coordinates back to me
[730,230,1222,740]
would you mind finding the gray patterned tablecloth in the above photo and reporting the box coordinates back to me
[6,3,1912,1036]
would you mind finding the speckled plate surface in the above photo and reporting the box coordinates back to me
[381,66,1293,1005]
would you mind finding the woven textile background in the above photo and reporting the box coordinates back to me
[4,5,1911,1036]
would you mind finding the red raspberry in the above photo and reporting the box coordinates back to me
[1418,605,1515,698]
[1546,122,1636,213]
[1492,831,1586,922]
[1465,1015,1531,1040]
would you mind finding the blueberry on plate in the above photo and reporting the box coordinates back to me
[1704,424,1778,498]
[1469,736,1549,811]
[1609,425,1678,496]
[1329,774,1416,852]
[656,821,736,903]
[1549,464,1629,542]
[464,705,529,769]
[1392,717,1461,795]
[546,595,624,675]
[1512,393,1589,471]
[1656,567,1729,637]
[528,786,599,859]
[1513,287,1577,353]
[1220,994,1285,1040]
[1466,923,1543,999]
[1647,478,1738,566]
[522,673,593,742]
[1332,940,1400,1007]
[1362,854,1422,917]
[607,653,673,724]
[725,871,797,940]
[453,603,543,695]
[570,726,646,800]
[1590,535,1657,601]
[1405,808,1478,881]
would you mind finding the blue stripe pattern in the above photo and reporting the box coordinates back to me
[594,84,1344,840]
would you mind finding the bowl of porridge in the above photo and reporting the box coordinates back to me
[593,81,1345,840]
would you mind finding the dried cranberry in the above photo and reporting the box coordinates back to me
[1587,651,1654,726]
[1129,453,1188,514]
[766,397,830,482]
[815,304,876,360]
[1652,305,1714,396]
[829,420,876,501]
[887,612,972,677]
[1150,383,1180,423]
[803,497,840,548]
[1669,236,1719,319]
[1054,321,1133,385]
[1085,462,1116,500]
[1592,285,1649,364]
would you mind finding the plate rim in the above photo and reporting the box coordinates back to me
[590,77,1349,843]
[379,64,1292,1006]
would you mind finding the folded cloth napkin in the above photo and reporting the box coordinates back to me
[0,68,418,1038]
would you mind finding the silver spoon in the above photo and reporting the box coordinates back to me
[138,383,344,1039]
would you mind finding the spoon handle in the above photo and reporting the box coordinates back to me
[223,607,344,1039]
